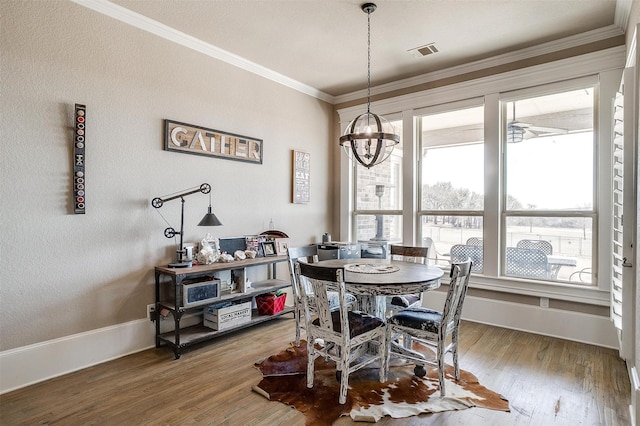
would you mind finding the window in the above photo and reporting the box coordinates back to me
[354,119,403,243]
[418,104,484,267]
[502,88,595,284]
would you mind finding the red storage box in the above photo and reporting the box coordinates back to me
[256,292,287,315]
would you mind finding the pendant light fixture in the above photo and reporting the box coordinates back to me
[339,3,400,169]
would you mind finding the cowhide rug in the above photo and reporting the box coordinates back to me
[253,341,509,425]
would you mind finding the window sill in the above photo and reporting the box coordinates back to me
[460,274,610,306]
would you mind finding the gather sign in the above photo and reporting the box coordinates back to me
[164,119,263,164]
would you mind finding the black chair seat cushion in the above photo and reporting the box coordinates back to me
[390,293,421,308]
[313,310,384,338]
[388,307,442,333]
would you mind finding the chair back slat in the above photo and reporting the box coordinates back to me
[441,259,473,331]
[287,245,319,298]
[390,245,428,264]
[296,262,349,337]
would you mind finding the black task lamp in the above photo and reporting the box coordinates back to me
[152,183,223,268]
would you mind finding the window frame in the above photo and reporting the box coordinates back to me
[337,48,622,304]
[498,83,598,284]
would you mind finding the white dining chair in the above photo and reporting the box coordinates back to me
[286,245,357,346]
[295,262,387,404]
[385,259,472,397]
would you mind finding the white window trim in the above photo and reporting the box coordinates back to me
[338,46,625,305]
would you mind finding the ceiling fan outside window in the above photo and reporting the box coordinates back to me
[507,102,568,143]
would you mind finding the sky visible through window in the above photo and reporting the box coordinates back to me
[422,131,593,210]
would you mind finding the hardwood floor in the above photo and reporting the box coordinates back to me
[0,317,631,425]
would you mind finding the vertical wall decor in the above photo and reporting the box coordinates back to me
[73,104,86,214]
[292,150,310,204]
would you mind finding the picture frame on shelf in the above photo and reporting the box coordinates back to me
[275,238,290,255]
[261,241,277,257]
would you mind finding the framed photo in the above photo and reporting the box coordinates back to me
[261,241,277,257]
[275,238,290,255]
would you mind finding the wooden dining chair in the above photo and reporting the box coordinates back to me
[286,245,357,346]
[387,245,429,313]
[385,259,472,397]
[295,262,387,404]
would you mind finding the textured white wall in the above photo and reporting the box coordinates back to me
[0,1,333,351]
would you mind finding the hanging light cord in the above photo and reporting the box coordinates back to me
[366,7,371,115]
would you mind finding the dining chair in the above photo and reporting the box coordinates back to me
[384,259,472,397]
[295,262,387,404]
[286,245,357,346]
[450,244,483,273]
[387,245,429,313]
[516,239,553,255]
[505,247,549,278]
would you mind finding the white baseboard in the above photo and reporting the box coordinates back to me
[0,319,155,395]
[422,293,619,348]
[0,296,620,395]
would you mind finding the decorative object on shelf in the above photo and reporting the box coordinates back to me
[152,183,223,268]
[292,150,310,203]
[275,238,290,255]
[164,119,263,164]
[261,241,277,257]
[338,3,400,169]
[73,103,86,214]
[256,291,287,315]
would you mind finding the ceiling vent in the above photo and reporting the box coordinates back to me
[408,43,439,58]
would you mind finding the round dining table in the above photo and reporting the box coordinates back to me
[314,258,444,319]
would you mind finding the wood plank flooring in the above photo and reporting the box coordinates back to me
[0,317,631,425]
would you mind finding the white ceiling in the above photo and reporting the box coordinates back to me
[98,0,626,101]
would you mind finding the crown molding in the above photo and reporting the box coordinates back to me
[71,0,336,104]
[335,25,625,105]
[337,46,626,122]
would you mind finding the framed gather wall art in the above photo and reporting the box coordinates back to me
[164,119,263,164]
[292,150,310,204]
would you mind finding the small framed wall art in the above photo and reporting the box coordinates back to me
[292,150,310,204]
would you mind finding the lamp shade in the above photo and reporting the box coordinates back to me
[198,206,222,226]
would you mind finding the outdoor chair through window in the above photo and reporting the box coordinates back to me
[516,239,553,255]
[505,247,549,279]
[466,237,483,246]
[450,244,483,273]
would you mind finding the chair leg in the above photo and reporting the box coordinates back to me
[295,308,301,346]
[437,342,446,397]
[452,333,460,380]
[338,349,350,404]
[306,340,315,389]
